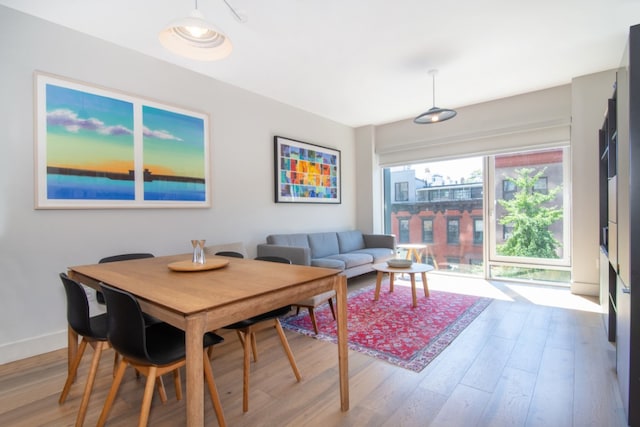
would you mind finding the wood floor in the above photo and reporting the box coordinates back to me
[0,273,628,427]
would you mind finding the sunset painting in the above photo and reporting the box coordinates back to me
[35,73,209,208]
[45,83,136,200]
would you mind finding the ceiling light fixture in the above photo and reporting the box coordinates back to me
[159,0,240,61]
[414,69,457,124]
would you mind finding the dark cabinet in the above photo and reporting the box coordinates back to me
[603,23,640,426]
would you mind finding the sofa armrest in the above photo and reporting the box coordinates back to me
[363,233,396,250]
[256,244,311,266]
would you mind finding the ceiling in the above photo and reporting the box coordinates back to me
[2,0,640,127]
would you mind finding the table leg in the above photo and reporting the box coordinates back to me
[374,272,383,301]
[185,314,206,427]
[389,272,395,292]
[410,273,417,308]
[422,272,430,297]
[335,275,349,411]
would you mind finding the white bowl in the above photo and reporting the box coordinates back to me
[386,259,412,268]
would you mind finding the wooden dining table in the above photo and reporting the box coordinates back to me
[68,254,349,426]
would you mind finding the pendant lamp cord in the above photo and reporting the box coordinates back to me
[194,0,243,23]
[222,0,244,22]
[432,73,436,108]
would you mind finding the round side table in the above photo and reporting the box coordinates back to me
[372,262,434,308]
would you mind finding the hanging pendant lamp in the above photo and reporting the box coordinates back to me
[159,0,235,61]
[413,69,457,124]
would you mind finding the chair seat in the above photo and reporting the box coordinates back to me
[295,290,336,307]
[136,323,223,366]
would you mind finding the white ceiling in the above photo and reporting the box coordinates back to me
[3,0,640,127]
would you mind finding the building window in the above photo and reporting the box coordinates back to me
[502,179,516,200]
[473,218,483,244]
[422,218,434,243]
[399,218,410,243]
[533,176,548,194]
[447,218,460,244]
[395,182,409,201]
[503,224,513,240]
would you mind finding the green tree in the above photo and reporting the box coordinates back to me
[497,167,563,258]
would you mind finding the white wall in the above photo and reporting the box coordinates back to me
[0,6,355,364]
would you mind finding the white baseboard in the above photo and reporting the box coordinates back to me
[571,281,599,297]
[0,330,67,365]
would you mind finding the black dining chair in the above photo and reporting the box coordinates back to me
[223,255,301,412]
[58,272,116,427]
[95,253,154,304]
[97,283,227,427]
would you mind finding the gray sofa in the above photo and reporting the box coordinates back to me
[256,230,396,278]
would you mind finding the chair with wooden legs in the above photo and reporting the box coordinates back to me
[292,290,336,334]
[97,283,226,427]
[223,255,302,412]
[58,272,117,427]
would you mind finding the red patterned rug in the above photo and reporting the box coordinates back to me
[281,284,491,372]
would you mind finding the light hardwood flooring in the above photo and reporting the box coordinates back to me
[0,272,628,426]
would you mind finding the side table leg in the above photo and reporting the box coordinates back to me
[422,272,430,297]
[389,272,395,292]
[374,272,383,301]
[410,274,417,308]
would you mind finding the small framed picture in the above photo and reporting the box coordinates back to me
[274,136,341,204]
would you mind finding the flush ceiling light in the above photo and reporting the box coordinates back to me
[159,0,240,61]
[414,69,457,124]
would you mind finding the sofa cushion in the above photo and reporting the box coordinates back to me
[267,233,310,248]
[311,258,345,270]
[351,248,395,263]
[308,232,340,258]
[326,253,373,268]
[337,230,366,253]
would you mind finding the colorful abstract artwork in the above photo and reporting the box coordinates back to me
[274,136,341,204]
[35,73,209,208]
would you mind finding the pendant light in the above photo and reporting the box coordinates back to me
[159,0,236,61]
[413,69,457,124]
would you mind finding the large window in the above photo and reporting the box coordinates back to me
[489,148,570,284]
[385,157,484,277]
[383,148,570,285]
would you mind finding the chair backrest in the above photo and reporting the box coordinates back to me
[99,253,154,263]
[215,251,244,258]
[59,273,95,338]
[254,256,292,264]
[100,283,149,364]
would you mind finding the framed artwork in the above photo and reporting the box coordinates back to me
[274,135,341,204]
[34,72,210,209]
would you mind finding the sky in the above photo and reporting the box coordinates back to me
[391,157,484,184]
